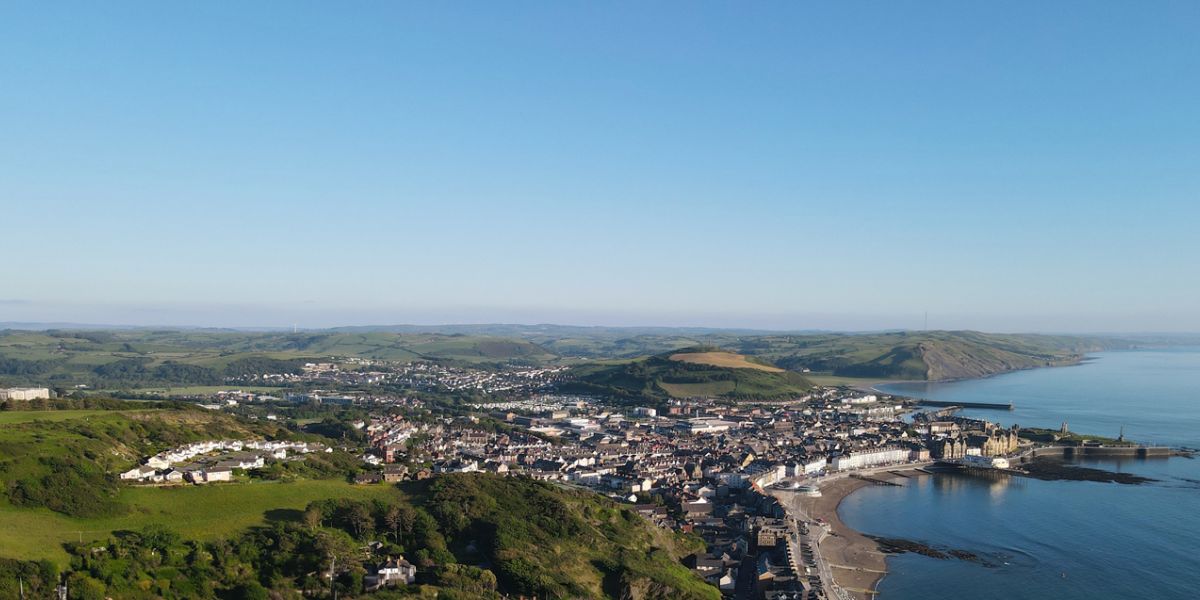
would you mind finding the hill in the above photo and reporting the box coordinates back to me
[668,350,784,372]
[0,327,1132,389]
[0,329,556,389]
[0,473,718,600]
[564,348,812,402]
[0,404,306,520]
[727,331,1123,380]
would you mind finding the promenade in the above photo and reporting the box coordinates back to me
[771,462,933,599]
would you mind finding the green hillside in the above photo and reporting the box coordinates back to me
[0,470,717,599]
[0,329,556,389]
[564,348,812,402]
[0,328,1130,389]
[0,405,304,520]
[728,331,1121,380]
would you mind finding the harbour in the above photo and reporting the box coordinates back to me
[841,348,1200,599]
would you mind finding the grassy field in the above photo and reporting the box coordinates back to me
[657,381,737,397]
[0,479,401,564]
[802,374,886,388]
[668,351,783,372]
[0,409,148,425]
[123,385,285,396]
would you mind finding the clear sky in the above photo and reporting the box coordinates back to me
[2,2,1198,332]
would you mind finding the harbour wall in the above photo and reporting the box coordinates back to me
[1020,446,1174,460]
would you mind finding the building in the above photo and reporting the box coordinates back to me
[831,447,908,471]
[929,436,967,459]
[963,455,1011,469]
[192,468,232,483]
[382,465,408,482]
[0,387,51,401]
[366,557,417,590]
[802,457,828,475]
[677,418,735,435]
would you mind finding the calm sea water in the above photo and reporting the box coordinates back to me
[839,348,1200,600]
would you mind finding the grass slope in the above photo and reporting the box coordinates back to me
[728,331,1123,381]
[415,474,718,600]
[0,480,397,564]
[566,348,811,402]
[0,329,558,389]
[668,350,784,372]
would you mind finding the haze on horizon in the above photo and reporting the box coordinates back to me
[2,2,1198,333]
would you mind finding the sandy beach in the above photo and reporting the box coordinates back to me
[801,477,891,598]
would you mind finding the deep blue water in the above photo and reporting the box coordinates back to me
[839,348,1200,600]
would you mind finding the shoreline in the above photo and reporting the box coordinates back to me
[801,477,892,599]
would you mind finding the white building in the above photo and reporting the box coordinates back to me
[0,387,51,401]
[678,418,734,435]
[963,455,1010,469]
[803,457,828,475]
[831,447,909,471]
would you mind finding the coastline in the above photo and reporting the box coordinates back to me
[802,477,890,599]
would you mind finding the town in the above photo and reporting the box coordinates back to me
[17,340,1142,600]
[161,367,1042,600]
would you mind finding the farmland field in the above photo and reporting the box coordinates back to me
[668,351,784,372]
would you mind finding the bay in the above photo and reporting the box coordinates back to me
[838,348,1200,599]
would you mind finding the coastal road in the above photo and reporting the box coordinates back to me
[771,461,933,599]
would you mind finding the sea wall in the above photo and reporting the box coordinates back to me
[1021,446,1173,460]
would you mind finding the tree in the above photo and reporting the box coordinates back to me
[304,504,324,530]
[382,505,405,542]
[67,573,106,600]
[347,503,374,539]
[235,580,270,600]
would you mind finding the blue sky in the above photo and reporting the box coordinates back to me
[1,2,1198,331]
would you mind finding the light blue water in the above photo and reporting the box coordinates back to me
[839,348,1200,599]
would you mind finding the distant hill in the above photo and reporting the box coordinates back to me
[0,330,556,388]
[0,327,1136,388]
[564,348,812,402]
[727,331,1128,381]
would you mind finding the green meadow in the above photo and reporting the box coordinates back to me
[0,409,148,425]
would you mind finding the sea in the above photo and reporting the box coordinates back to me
[839,347,1200,600]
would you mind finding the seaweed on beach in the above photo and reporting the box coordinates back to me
[867,536,997,566]
[1019,458,1155,485]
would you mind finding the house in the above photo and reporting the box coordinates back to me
[197,468,232,483]
[146,456,172,469]
[382,465,408,482]
[120,465,158,481]
[355,473,384,485]
[365,556,417,590]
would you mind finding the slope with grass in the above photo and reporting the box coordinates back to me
[668,350,785,372]
[729,331,1125,381]
[0,479,398,564]
[565,348,811,402]
[1,472,718,600]
[0,405,303,519]
[0,329,558,389]
[410,474,719,599]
